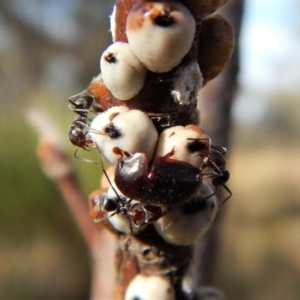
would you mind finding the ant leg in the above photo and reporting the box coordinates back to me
[128,218,140,234]
[143,206,166,223]
[201,172,218,180]
[219,183,232,206]
[94,211,117,222]
[98,154,120,199]
[163,217,180,231]
[74,147,98,164]
[202,188,218,203]
[183,195,207,214]
[75,121,104,137]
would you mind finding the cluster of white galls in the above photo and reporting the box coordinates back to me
[88,1,220,249]
[102,2,202,102]
[86,2,227,299]
[90,108,218,246]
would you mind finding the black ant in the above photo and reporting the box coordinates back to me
[68,89,105,162]
[68,115,109,163]
[94,192,166,234]
[69,116,93,150]
[69,109,124,163]
[199,145,232,205]
[201,145,227,171]
[93,155,166,234]
[209,169,232,204]
[68,113,100,163]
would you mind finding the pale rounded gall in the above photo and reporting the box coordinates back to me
[126,2,196,73]
[90,107,158,165]
[100,42,147,100]
[154,181,218,245]
[154,125,211,168]
[104,186,146,234]
[125,274,175,300]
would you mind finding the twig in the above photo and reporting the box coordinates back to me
[25,107,116,299]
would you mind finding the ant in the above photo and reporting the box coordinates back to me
[69,109,123,163]
[187,137,231,205]
[68,89,104,162]
[199,144,232,205]
[209,169,232,205]
[94,191,166,234]
[69,116,93,150]
[68,116,98,163]
[93,155,166,234]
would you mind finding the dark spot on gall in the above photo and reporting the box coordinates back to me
[105,53,117,64]
[186,139,208,153]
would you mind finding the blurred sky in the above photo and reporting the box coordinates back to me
[233,0,300,124]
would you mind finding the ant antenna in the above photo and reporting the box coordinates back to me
[75,120,105,137]
[97,148,125,204]
[163,217,180,231]
[201,171,232,205]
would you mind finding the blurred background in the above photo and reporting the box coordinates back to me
[0,0,299,299]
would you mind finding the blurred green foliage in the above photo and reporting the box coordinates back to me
[0,106,93,299]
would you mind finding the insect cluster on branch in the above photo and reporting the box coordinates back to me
[68,0,234,298]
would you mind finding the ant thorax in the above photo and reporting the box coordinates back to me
[96,187,145,234]
[199,145,232,205]
[93,162,166,234]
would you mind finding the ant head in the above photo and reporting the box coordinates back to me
[206,150,227,171]
[69,127,86,148]
[99,193,118,213]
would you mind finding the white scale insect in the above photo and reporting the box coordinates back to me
[88,109,221,243]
